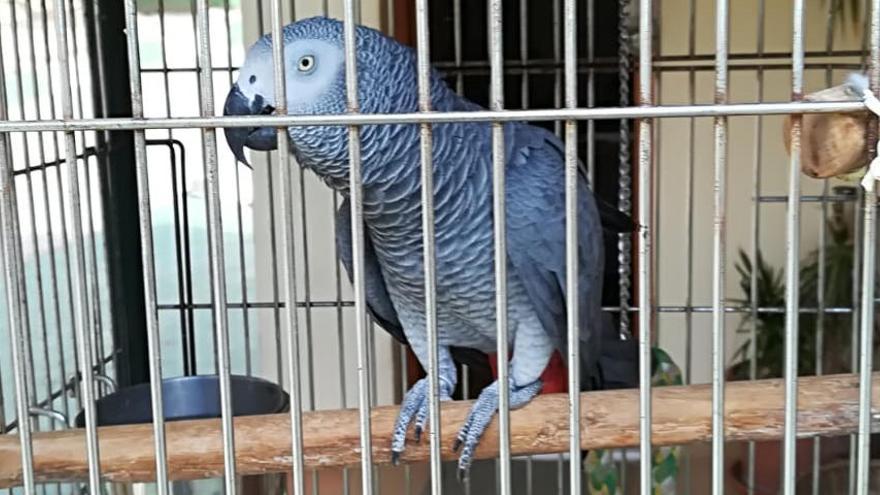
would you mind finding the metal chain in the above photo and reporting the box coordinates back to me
[618,0,633,339]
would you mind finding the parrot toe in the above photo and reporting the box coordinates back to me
[390,374,454,462]
[453,378,543,479]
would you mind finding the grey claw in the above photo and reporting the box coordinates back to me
[391,451,401,466]
[457,467,469,483]
[414,425,422,443]
[452,438,462,452]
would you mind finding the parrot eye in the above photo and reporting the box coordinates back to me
[297,55,315,72]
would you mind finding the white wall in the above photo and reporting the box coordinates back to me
[655,0,866,383]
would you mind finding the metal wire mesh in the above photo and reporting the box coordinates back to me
[0,0,877,494]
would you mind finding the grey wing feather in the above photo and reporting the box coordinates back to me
[335,197,492,374]
[335,196,408,344]
[504,124,607,390]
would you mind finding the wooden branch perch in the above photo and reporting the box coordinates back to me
[0,373,877,488]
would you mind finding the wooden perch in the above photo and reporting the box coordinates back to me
[0,372,877,488]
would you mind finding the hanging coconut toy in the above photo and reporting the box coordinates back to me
[783,73,872,182]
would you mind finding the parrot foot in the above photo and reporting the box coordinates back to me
[390,373,455,465]
[453,377,543,481]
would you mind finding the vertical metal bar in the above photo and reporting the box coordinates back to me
[452,0,463,95]
[90,0,110,144]
[488,0,512,493]
[748,3,767,495]
[54,0,102,491]
[554,0,564,484]
[563,0,581,493]
[298,158,315,408]
[189,0,219,376]
[25,0,70,429]
[121,2,169,493]
[683,0,697,492]
[856,4,879,494]
[251,0,282,387]
[87,0,123,392]
[273,0,316,413]
[41,0,81,415]
[310,0,324,468]
[850,191,864,495]
[413,0,442,492]
[341,0,374,491]
[813,3,836,493]
[860,0,870,72]
[782,0,805,493]
[220,0,254,377]
[155,0,195,376]
[450,3,466,495]
[332,192,348,409]
[399,343,410,495]
[68,0,107,378]
[269,2,306,493]
[520,0,535,488]
[8,0,48,415]
[552,0,562,137]
[586,0,596,187]
[712,0,728,492]
[852,9,870,490]
[0,88,35,495]
[637,0,653,493]
[519,0,529,110]
[194,0,237,491]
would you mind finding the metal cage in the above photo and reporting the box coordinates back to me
[0,0,877,494]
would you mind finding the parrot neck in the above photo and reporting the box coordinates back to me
[293,57,493,229]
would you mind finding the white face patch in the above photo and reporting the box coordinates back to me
[284,39,344,110]
[235,38,343,113]
[237,41,275,106]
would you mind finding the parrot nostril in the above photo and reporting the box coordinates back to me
[249,75,256,84]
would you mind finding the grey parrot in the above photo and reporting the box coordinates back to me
[222,16,638,478]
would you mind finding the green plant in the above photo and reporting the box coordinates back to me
[728,197,871,381]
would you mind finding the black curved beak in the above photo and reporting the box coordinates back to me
[222,83,278,165]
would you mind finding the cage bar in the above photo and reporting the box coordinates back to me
[782,1,805,494]
[637,0,653,493]
[52,0,102,491]
[268,0,307,492]
[0,63,36,495]
[193,0,238,491]
[340,0,374,492]
[711,0,729,493]
[562,0,581,493]
[857,2,880,494]
[412,0,443,492]
[0,101,868,133]
[747,2,768,493]
[121,1,169,493]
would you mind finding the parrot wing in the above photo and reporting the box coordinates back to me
[335,196,492,375]
[505,123,638,391]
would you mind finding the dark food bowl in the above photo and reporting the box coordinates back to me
[74,374,289,428]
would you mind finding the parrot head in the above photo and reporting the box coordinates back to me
[223,16,419,175]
